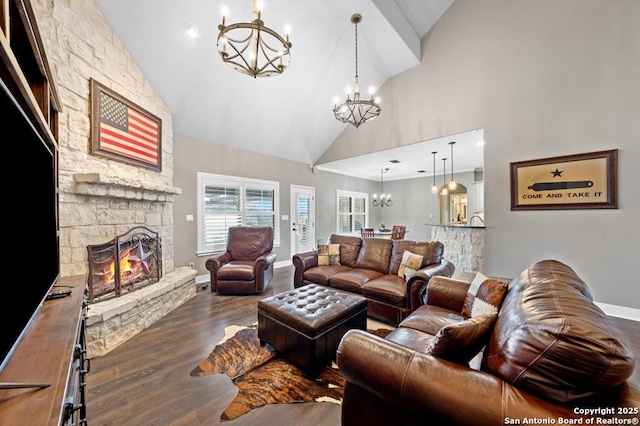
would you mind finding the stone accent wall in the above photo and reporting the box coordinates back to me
[27,1,199,355]
[431,225,485,276]
[32,0,177,277]
[86,267,197,358]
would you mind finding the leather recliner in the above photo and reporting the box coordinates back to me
[205,226,277,295]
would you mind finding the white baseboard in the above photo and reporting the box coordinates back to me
[275,260,292,269]
[596,302,640,322]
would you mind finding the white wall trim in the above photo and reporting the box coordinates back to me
[595,302,640,322]
[275,260,292,269]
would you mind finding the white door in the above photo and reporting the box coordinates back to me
[290,185,315,258]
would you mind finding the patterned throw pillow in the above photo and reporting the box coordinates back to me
[428,312,498,364]
[461,272,508,319]
[317,244,340,266]
[397,250,424,279]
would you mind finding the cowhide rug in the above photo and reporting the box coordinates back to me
[190,324,392,421]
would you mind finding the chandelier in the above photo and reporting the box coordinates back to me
[441,158,449,195]
[373,168,392,208]
[431,151,438,193]
[217,0,292,78]
[333,14,381,128]
[448,141,457,190]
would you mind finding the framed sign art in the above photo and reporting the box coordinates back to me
[90,79,162,170]
[510,149,618,210]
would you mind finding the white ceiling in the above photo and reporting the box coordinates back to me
[95,0,468,181]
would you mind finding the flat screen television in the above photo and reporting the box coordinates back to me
[0,77,60,373]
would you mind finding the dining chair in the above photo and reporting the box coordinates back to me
[391,225,406,240]
[361,228,375,238]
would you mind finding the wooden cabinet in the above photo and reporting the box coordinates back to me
[0,1,88,424]
[0,276,88,425]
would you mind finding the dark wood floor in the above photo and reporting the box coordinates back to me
[87,266,342,425]
[86,266,640,425]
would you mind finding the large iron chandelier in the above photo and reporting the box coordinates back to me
[217,0,292,78]
[373,168,392,208]
[333,14,381,128]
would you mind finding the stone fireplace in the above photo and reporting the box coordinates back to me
[68,173,197,358]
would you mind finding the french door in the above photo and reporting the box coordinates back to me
[290,185,315,258]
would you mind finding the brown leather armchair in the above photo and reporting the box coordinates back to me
[205,226,277,295]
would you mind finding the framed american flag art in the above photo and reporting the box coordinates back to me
[90,79,162,170]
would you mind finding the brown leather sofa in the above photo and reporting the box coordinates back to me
[337,259,638,425]
[205,226,277,294]
[292,234,455,325]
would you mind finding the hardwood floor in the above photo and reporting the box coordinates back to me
[86,266,640,425]
[87,266,341,425]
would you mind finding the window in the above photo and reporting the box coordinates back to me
[197,172,279,254]
[336,190,368,234]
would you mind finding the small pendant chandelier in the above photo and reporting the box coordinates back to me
[373,168,392,208]
[217,0,292,78]
[448,141,457,190]
[333,14,381,128]
[441,158,449,195]
[431,151,438,193]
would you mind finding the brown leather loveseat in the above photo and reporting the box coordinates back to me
[292,234,455,325]
[337,259,638,425]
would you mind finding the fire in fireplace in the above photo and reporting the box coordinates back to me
[87,226,162,302]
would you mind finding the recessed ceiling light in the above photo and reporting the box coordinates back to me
[185,22,202,39]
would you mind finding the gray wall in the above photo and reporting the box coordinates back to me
[319,0,640,309]
[174,0,639,310]
[173,136,377,274]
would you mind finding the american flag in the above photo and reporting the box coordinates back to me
[99,92,159,166]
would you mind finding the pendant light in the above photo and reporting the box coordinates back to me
[448,141,457,190]
[441,158,449,195]
[431,151,438,193]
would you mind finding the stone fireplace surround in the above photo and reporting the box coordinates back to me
[68,173,197,358]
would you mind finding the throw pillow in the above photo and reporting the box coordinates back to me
[317,244,340,266]
[461,272,508,319]
[397,250,424,279]
[428,312,498,365]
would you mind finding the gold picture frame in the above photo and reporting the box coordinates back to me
[90,79,162,170]
[510,149,618,210]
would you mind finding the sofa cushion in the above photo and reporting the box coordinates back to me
[428,312,498,365]
[485,259,636,403]
[303,265,351,286]
[328,234,362,267]
[461,273,508,319]
[227,226,273,260]
[389,240,444,275]
[317,244,340,266]
[398,303,465,336]
[330,269,383,294]
[354,238,393,274]
[361,274,407,307]
[397,250,424,279]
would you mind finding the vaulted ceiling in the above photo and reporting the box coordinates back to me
[96,0,465,181]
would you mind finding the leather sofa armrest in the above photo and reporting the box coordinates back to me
[406,259,457,311]
[292,250,318,288]
[256,251,277,268]
[205,252,231,293]
[337,329,578,426]
[423,276,471,312]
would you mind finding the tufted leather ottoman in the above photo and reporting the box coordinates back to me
[257,283,367,375]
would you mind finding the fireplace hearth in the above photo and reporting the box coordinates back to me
[87,226,162,302]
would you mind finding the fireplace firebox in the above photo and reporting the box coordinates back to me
[87,226,162,302]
